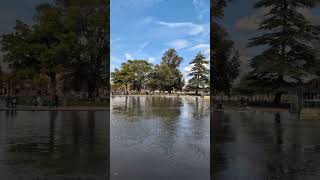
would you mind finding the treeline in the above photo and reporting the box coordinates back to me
[0,0,109,98]
[212,0,320,105]
[111,48,209,94]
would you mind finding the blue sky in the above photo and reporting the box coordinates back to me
[110,0,210,80]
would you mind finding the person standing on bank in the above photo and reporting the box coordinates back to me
[12,95,17,108]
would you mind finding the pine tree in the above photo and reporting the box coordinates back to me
[211,0,240,96]
[248,0,320,104]
[187,53,209,95]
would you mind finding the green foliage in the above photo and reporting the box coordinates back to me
[111,60,153,92]
[186,52,209,94]
[161,48,183,69]
[0,0,109,97]
[158,49,185,92]
[111,48,185,93]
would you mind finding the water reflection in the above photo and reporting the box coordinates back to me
[213,111,320,180]
[111,96,210,180]
[0,111,108,180]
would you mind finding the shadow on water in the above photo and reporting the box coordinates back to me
[212,111,320,180]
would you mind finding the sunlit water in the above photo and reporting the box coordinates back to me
[111,96,210,180]
[213,111,320,180]
[0,111,108,180]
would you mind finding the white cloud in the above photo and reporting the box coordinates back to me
[125,53,134,60]
[147,57,156,63]
[156,21,206,36]
[187,43,210,51]
[166,39,190,50]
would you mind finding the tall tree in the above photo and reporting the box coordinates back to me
[247,0,320,104]
[186,52,209,95]
[57,0,109,97]
[211,0,240,96]
[159,48,185,92]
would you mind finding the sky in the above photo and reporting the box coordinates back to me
[110,0,210,81]
[220,0,320,76]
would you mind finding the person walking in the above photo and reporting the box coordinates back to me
[12,95,17,108]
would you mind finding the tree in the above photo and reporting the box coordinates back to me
[159,48,185,92]
[186,52,209,95]
[211,23,240,96]
[111,60,152,92]
[154,64,176,93]
[146,69,159,92]
[57,0,109,98]
[211,0,240,97]
[247,0,320,104]
[1,0,109,98]
[212,0,233,18]
[161,48,183,69]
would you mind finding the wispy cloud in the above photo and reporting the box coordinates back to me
[166,39,190,50]
[134,41,151,54]
[192,0,210,20]
[187,43,210,51]
[156,21,206,36]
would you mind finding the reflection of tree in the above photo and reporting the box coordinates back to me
[49,111,58,153]
[87,111,95,151]
[212,111,235,176]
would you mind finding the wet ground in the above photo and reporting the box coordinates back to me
[213,111,320,180]
[0,111,109,180]
[111,96,210,180]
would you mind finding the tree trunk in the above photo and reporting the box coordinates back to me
[274,92,282,105]
[88,79,96,99]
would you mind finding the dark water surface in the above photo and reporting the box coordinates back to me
[213,111,320,180]
[111,96,210,180]
[0,111,108,180]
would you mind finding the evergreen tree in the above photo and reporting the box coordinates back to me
[247,0,320,104]
[211,0,240,96]
[186,52,209,95]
